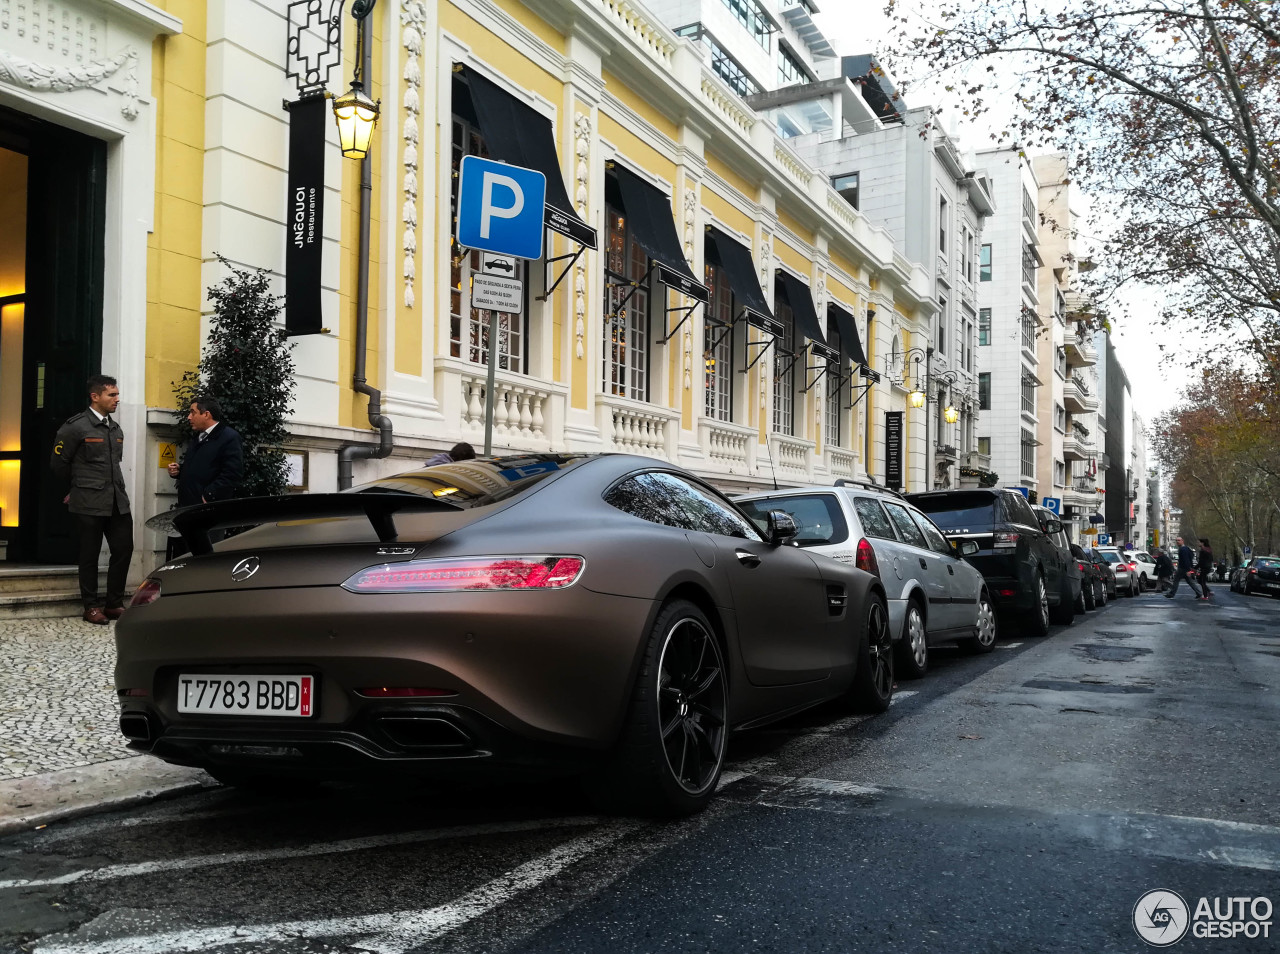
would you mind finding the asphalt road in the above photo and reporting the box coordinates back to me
[2,586,1278,954]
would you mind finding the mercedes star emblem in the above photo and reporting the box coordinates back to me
[231,557,261,582]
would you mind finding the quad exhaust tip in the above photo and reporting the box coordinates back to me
[119,712,154,742]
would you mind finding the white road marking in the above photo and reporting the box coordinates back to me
[1,816,604,891]
[890,690,918,704]
[34,823,638,954]
[998,642,1024,649]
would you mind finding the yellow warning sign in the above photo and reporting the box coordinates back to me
[158,443,177,469]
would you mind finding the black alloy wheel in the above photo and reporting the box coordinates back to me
[848,594,893,712]
[594,599,728,816]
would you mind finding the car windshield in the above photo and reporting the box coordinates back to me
[1100,552,1124,563]
[906,492,998,532]
[350,455,590,509]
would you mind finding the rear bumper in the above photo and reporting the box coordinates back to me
[966,553,1033,611]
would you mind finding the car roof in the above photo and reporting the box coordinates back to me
[737,483,902,501]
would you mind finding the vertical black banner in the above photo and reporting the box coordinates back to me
[285,95,326,336]
[885,411,904,491]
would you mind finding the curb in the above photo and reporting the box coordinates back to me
[0,757,216,837]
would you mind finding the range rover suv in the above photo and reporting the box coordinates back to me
[905,488,1070,637]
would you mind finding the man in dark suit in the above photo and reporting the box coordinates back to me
[49,374,134,624]
[167,395,244,557]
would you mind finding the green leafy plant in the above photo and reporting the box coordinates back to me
[173,256,296,498]
[959,467,1000,488]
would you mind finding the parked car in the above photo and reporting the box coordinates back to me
[120,454,894,816]
[1229,562,1252,592]
[1234,556,1280,597]
[1130,551,1158,591]
[1071,543,1106,609]
[737,480,997,680]
[1032,504,1084,618]
[905,488,1070,637]
[1096,546,1140,597]
[1084,546,1118,599]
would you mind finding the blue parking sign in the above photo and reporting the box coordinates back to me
[456,155,546,260]
[1098,533,1110,545]
[1041,496,1062,515]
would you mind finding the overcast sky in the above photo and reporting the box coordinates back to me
[810,2,1201,435]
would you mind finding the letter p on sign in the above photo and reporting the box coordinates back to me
[456,155,546,261]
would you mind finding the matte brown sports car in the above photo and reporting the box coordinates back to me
[117,454,891,815]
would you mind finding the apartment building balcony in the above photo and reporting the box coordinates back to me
[935,443,959,462]
[1064,330,1098,368]
[1063,373,1099,413]
[1062,433,1094,461]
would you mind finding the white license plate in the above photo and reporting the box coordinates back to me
[178,674,314,717]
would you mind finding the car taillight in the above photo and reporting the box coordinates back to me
[1249,568,1257,574]
[1126,563,1137,571]
[993,532,1019,549]
[854,538,880,577]
[1077,562,1087,572]
[129,579,161,607]
[342,556,585,593]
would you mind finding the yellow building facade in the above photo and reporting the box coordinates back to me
[0,0,933,574]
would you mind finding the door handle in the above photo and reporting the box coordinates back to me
[947,565,954,575]
[919,558,928,570]
[735,549,761,568]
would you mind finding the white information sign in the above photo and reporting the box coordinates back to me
[470,274,524,314]
[481,254,517,276]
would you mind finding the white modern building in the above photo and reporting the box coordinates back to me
[974,148,1042,495]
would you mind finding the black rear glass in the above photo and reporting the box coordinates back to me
[351,454,588,509]
[906,492,999,532]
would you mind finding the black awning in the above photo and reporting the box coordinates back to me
[827,301,867,365]
[777,271,836,360]
[612,164,708,302]
[460,68,596,249]
[705,227,779,333]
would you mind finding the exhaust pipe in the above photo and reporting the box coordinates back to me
[119,712,154,743]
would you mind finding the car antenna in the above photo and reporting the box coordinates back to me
[765,436,779,490]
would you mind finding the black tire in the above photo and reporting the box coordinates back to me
[1050,580,1075,625]
[1074,581,1088,615]
[847,593,893,713]
[961,589,998,654]
[593,599,728,816]
[1097,580,1108,606]
[1139,573,1149,592]
[1083,579,1096,610]
[895,599,928,680]
[1024,573,1051,637]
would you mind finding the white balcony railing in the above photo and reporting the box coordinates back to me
[700,420,756,471]
[598,395,679,458]
[828,448,857,479]
[459,372,554,448]
[772,434,813,476]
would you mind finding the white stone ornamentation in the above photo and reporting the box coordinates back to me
[573,112,592,360]
[400,1,426,310]
[0,46,139,120]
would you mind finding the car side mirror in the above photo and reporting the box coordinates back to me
[957,540,979,557]
[1041,518,1063,534]
[766,510,798,546]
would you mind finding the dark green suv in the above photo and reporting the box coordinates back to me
[905,488,1070,637]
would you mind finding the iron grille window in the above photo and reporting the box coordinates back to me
[1023,189,1037,228]
[1021,244,1037,287]
[603,204,650,401]
[773,298,795,436]
[978,307,991,345]
[1021,429,1036,478]
[978,372,991,410]
[1021,374,1036,416]
[704,264,734,422]
[980,244,992,281]
[450,115,527,371]
[1021,308,1037,352]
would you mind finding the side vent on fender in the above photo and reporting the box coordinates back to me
[825,584,848,617]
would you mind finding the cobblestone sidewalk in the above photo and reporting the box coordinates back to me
[0,618,137,780]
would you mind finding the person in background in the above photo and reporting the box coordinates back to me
[1197,537,1215,600]
[1165,536,1205,600]
[166,395,244,558]
[50,374,133,625]
[425,442,476,466]
[1153,547,1174,593]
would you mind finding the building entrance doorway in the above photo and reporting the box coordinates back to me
[0,105,106,564]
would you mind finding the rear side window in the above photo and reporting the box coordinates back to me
[882,501,928,549]
[605,472,762,541]
[737,494,848,547]
[852,497,896,541]
[908,492,998,533]
[907,508,952,556]
[1100,552,1123,564]
[1004,492,1039,526]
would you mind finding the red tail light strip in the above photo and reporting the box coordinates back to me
[130,579,162,607]
[343,556,585,593]
[854,538,880,577]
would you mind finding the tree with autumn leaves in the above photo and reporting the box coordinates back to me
[887,0,1280,379]
[1153,361,1280,557]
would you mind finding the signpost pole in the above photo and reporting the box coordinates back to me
[483,309,499,456]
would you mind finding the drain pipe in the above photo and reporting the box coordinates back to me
[337,12,393,490]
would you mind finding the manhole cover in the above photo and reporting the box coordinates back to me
[1023,679,1154,694]
[1074,643,1153,663]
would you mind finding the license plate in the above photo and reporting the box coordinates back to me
[178,674,314,717]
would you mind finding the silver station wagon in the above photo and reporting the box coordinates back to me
[738,480,998,679]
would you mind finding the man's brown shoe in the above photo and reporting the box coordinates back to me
[104,606,126,620]
[83,607,109,625]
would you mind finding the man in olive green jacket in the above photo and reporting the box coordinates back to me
[49,374,134,624]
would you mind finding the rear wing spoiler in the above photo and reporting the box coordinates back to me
[145,493,456,556]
